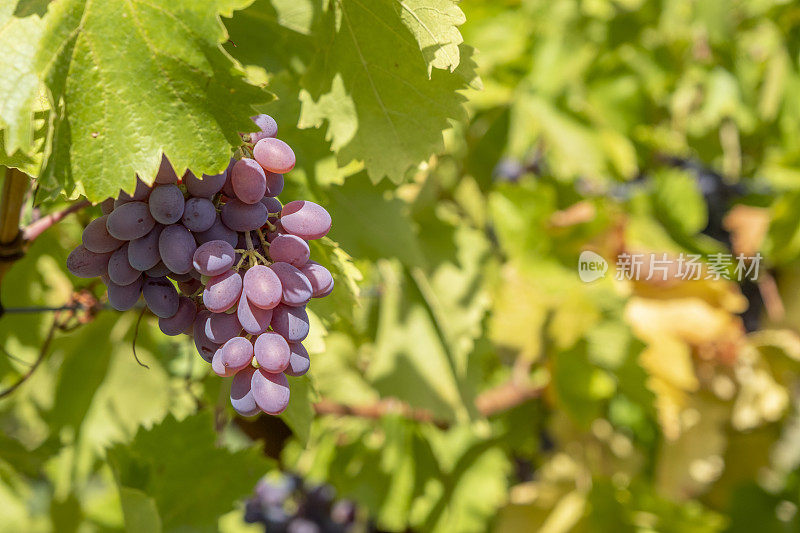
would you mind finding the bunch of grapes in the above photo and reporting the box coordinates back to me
[244,475,359,533]
[66,115,333,416]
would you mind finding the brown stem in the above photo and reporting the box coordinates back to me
[22,199,91,242]
[312,378,543,426]
[0,167,30,286]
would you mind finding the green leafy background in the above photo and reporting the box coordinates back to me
[3,0,800,531]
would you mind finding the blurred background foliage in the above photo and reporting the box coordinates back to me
[4,0,800,531]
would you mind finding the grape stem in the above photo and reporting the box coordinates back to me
[255,228,270,249]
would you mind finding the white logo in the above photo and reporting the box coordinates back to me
[578,250,608,282]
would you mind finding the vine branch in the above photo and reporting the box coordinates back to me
[311,378,543,426]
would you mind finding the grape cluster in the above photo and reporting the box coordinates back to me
[244,475,358,533]
[66,115,333,416]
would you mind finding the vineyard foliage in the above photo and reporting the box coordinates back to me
[2,0,800,531]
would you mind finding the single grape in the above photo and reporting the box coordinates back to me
[251,368,290,414]
[181,197,216,232]
[148,184,185,224]
[254,332,290,373]
[250,114,278,142]
[177,278,202,296]
[238,294,272,335]
[158,224,196,274]
[154,155,179,184]
[82,215,123,253]
[168,271,194,282]
[128,225,163,271]
[193,310,220,363]
[270,304,309,342]
[158,296,197,335]
[142,276,179,318]
[299,261,334,298]
[268,234,310,267]
[264,172,284,197]
[212,336,254,377]
[203,269,242,312]
[221,158,237,198]
[285,342,310,377]
[194,213,238,248]
[270,262,312,307]
[100,198,115,215]
[184,169,226,198]
[115,178,151,206]
[193,240,235,276]
[243,265,282,309]
[145,261,171,278]
[232,158,267,204]
[203,311,242,344]
[279,201,331,240]
[220,199,268,231]
[106,201,156,240]
[253,138,295,174]
[262,196,282,217]
[107,244,141,286]
[230,366,259,416]
[107,276,143,311]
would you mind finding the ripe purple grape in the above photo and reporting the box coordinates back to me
[128,225,163,271]
[300,261,334,298]
[264,172,284,197]
[193,310,220,363]
[158,224,196,274]
[270,304,309,342]
[108,243,142,286]
[268,234,310,267]
[279,201,331,240]
[82,215,123,253]
[254,332,290,373]
[193,240,235,277]
[230,366,259,416]
[270,262,312,307]
[178,278,202,296]
[250,114,278,142]
[194,213,238,248]
[142,276,179,318]
[212,336,254,377]
[115,178,151,206]
[106,201,156,240]
[285,342,310,377]
[203,269,242,312]
[154,155,179,184]
[238,295,272,335]
[148,184,185,224]
[203,311,242,344]
[232,158,267,204]
[184,170,226,198]
[181,197,216,232]
[262,196,282,217]
[251,368,290,415]
[220,199,267,231]
[253,138,295,174]
[106,277,143,311]
[100,198,115,215]
[243,265,282,310]
[158,296,197,336]
[145,261,171,278]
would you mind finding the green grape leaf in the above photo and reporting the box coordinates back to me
[108,413,271,532]
[36,0,270,201]
[395,0,466,74]
[300,1,476,184]
[280,375,317,445]
[118,487,162,533]
[0,4,44,155]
